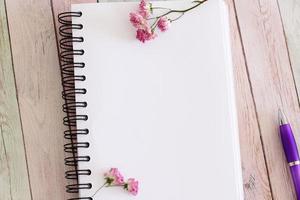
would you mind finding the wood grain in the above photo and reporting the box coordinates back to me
[225,0,273,199]
[1,0,298,199]
[277,0,300,101]
[0,0,32,199]
[234,0,300,199]
[5,0,67,199]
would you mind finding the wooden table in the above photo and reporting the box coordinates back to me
[0,0,299,199]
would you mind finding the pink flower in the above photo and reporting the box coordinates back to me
[104,168,125,185]
[129,12,146,29]
[139,0,151,18]
[136,28,157,43]
[125,178,139,195]
[157,17,170,32]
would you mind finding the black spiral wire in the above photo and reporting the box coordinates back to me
[58,12,92,200]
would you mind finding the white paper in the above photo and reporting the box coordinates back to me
[72,0,243,199]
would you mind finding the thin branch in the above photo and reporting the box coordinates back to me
[170,12,185,22]
[151,17,160,31]
[151,7,172,11]
[147,0,207,22]
[155,0,207,19]
[91,182,108,198]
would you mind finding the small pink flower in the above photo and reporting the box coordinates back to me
[157,17,170,32]
[125,178,139,195]
[129,12,146,29]
[104,168,124,185]
[136,27,157,43]
[139,0,151,18]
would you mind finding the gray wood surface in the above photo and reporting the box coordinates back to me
[0,0,299,199]
[4,0,67,199]
[277,0,300,102]
[234,0,300,198]
[0,0,32,199]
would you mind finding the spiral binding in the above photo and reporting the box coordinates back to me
[58,12,92,200]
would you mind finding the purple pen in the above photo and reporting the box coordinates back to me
[279,109,300,199]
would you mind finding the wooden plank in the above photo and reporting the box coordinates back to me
[225,0,273,199]
[0,0,32,199]
[277,0,300,101]
[234,0,300,199]
[5,0,67,199]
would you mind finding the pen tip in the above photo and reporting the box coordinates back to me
[278,108,288,125]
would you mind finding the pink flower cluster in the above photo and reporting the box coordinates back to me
[157,17,170,32]
[139,0,151,18]
[129,0,170,43]
[103,168,139,196]
[126,178,139,196]
[129,0,207,43]
[104,168,125,185]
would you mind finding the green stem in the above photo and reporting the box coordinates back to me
[148,0,207,31]
[151,7,172,11]
[150,0,207,21]
[170,12,185,22]
[147,0,207,31]
[91,182,108,198]
[151,18,160,31]
[108,184,126,187]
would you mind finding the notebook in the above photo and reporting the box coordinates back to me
[58,0,244,199]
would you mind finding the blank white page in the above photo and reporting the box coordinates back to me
[72,0,243,199]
